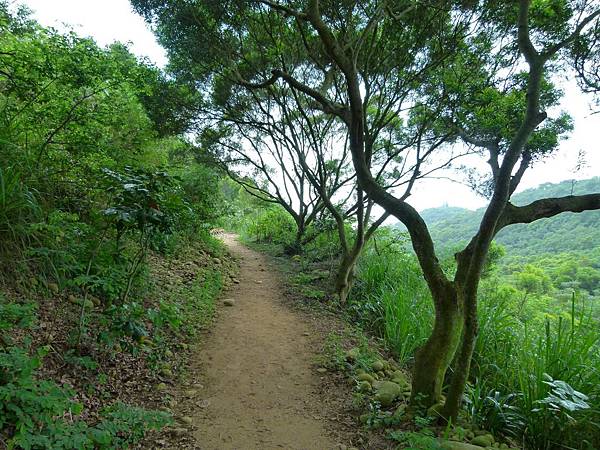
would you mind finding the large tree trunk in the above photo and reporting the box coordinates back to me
[442,277,480,421]
[410,289,462,409]
[335,247,361,304]
[285,222,305,255]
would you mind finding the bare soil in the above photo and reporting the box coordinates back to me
[185,234,345,449]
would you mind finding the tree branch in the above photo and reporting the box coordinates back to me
[497,193,600,230]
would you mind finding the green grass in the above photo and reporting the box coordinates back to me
[347,237,600,450]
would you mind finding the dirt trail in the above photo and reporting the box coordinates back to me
[189,234,339,450]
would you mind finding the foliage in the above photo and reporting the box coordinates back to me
[242,205,297,246]
[0,296,172,449]
[349,237,433,365]
[0,6,226,449]
[346,228,600,449]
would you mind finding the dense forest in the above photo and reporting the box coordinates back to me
[2,1,600,449]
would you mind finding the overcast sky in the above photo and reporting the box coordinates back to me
[15,0,600,211]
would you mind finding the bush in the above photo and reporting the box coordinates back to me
[243,206,297,245]
[0,297,171,449]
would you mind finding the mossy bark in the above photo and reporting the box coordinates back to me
[410,291,462,409]
[335,248,361,304]
[443,289,478,421]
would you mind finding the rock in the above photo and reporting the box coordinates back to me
[48,282,59,293]
[179,416,193,425]
[316,367,328,374]
[212,258,222,264]
[427,401,445,418]
[391,370,408,384]
[357,373,375,384]
[470,434,494,447]
[155,383,168,392]
[223,298,235,306]
[345,347,360,361]
[373,381,403,406]
[82,299,94,309]
[170,427,188,437]
[440,441,491,450]
[394,404,407,417]
[357,381,371,392]
[232,278,240,284]
[68,294,78,304]
[371,360,385,371]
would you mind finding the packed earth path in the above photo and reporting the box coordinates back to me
[187,233,342,450]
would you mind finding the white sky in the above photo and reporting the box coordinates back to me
[14,0,600,212]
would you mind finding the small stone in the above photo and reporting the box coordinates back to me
[67,294,78,304]
[394,404,407,417]
[427,401,445,418]
[303,332,310,336]
[212,258,222,264]
[440,442,488,450]
[196,399,210,408]
[374,381,403,406]
[170,427,188,437]
[223,298,235,306]
[356,373,375,384]
[470,434,494,447]
[232,279,240,284]
[179,416,193,425]
[48,282,59,293]
[316,367,328,374]
[371,360,384,371]
[82,299,94,309]
[345,347,360,361]
[156,383,168,392]
[357,381,371,392]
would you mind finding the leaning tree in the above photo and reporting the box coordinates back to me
[132,0,600,421]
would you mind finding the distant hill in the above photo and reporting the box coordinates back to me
[399,177,600,259]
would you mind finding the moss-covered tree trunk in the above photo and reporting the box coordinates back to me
[334,246,362,304]
[410,289,463,409]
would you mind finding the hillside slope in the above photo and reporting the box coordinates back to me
[413,177,600,258]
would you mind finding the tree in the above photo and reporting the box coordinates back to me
[133,0,600,421]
